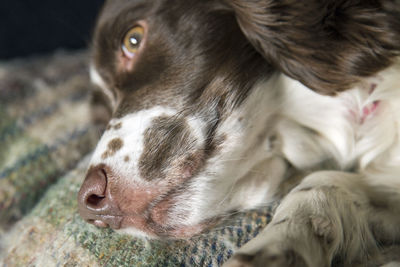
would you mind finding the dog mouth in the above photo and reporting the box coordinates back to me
[79,175,219,239]
[85,212,218,239]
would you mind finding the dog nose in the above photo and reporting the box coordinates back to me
[78,166,122,229]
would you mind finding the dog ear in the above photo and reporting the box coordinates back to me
[227,0,400,95]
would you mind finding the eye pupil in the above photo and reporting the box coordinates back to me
[130,37,138,46]
[129,34,141,47]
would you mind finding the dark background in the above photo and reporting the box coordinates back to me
[0,0,105,60]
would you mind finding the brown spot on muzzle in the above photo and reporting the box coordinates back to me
[114,122,122,130]
[107,122,123,131]
[139,115,204,181]
[101,138,124,159]
[109,138,123,151]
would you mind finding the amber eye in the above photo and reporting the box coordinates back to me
[122,26,144,58]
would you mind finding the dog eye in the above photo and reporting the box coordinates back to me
[122,26,144,58]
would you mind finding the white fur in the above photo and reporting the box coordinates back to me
[279,63,400,173]
[90,64,118,110]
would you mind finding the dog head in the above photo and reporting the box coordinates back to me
[78,0,400,238]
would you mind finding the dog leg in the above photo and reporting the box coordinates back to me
[224,171,381,267]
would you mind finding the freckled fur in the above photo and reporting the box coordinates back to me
[101,138,123,159]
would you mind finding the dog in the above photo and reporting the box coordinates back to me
[77,0,400,266]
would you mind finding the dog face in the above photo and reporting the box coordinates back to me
[79,0,277,238]
[78,0,400,238]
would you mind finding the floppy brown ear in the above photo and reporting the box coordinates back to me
[228,0,400,95]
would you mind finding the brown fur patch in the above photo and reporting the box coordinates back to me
[228,0,400,95]
[101,151,109,160]
[101,138,124,159]
[139,115,203,181]
[106,122,123,131]
[109,138,123,152]
[114,122,122,130]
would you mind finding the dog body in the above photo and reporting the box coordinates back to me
[78,0,400,266]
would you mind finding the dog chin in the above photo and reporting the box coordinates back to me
[117,218,215,239]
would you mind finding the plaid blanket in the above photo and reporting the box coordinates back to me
[0,51,275,266]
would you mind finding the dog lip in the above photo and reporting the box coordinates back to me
[118,214,220,238]
[93,219,108,228]
[86,214,123,230]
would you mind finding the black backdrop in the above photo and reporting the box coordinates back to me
[0,0,105,59]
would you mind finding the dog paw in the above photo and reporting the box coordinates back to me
[224,247,308,267]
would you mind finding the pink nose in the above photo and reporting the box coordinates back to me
[77,166,122,229]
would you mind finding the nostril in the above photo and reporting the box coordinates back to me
[78,166,108,213]
[86,194,105,209]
